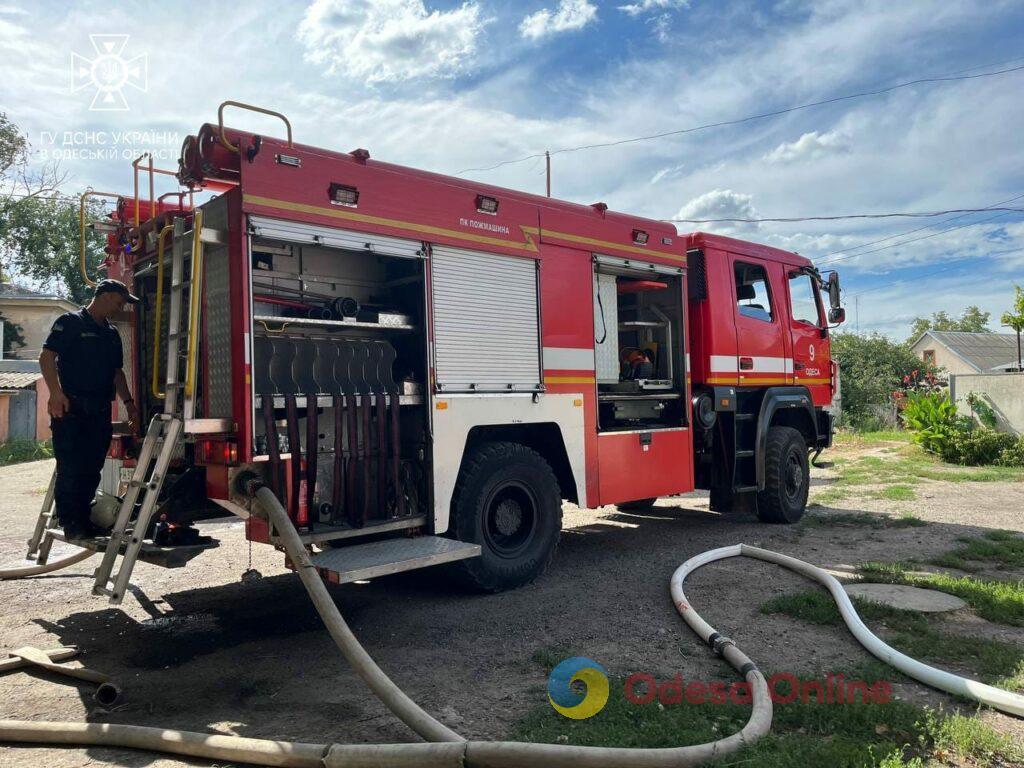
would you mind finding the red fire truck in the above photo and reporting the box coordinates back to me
[30,102,844,603]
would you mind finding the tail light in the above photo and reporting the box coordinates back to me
[197,439,239,466]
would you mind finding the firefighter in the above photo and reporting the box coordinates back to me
[39,279,140,539]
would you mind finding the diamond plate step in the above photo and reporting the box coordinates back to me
[309,536,480,584]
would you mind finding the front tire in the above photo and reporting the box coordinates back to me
[446,441,562,592]
[757,426,809,523]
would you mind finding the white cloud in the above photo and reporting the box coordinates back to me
[618,0,690,17]
[763,130,850,164]
[297,0,488,83]
[674,188,761,235]
[650,162,685,184]
[520,0,597,41]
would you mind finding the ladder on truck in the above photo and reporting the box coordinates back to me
[26,212,207,605]
[92,212,205,603]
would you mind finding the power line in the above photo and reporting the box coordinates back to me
[816,192,1024,259]
[816,206,1022,266]
[456,59,1024,175]
[668,206,1024,225]
[844,246,1024,298]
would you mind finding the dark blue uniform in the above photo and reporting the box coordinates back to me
[43,309,123,534]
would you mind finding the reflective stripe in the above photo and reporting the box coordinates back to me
[710,355,794,374]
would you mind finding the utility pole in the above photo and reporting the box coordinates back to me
[545,151,551,198]
[855,295,860,333]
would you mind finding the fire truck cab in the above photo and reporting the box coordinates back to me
[61,103,843,602]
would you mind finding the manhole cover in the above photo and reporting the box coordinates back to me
[844,583,967,613]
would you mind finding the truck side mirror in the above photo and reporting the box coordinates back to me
[829,306,846,325]
[824,271,841,310]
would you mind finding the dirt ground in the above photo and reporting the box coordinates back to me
[2,442,1023,767]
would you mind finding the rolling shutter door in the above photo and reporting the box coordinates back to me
[247,215,424,259]
[431,245,541,392]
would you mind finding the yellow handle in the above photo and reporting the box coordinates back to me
[79,190,122,288]
[184,210,205,400]
[216,100,293,153]
[131,154,179,227]
[151,225,173,399]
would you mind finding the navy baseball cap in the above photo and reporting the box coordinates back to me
[95,279,139,303]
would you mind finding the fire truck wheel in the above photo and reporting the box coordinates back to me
[447,441,562,592]
[757,426,809,524]
[615,498,657,511]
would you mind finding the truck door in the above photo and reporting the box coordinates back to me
[786,270,830,402]
[731,258,789,386]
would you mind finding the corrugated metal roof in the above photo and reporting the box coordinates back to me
[928,331,1021,372]
[0,360,41,373]
[0,371,41,389]
[0,282,64,300]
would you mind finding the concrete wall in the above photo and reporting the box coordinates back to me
[0,299,76,360]
[950,372,1024,435]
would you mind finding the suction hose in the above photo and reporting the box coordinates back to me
[0,549,94,580]
[5,492,1023,767]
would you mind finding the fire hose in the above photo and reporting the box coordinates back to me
[4,489,1024,766]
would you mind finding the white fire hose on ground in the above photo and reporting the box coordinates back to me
[2,483,1022,767]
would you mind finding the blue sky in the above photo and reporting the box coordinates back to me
[1,0,1022,338]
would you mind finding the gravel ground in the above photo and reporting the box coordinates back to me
[1,444,1023,766]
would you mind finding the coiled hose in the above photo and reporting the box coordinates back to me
[3,490,1023,767]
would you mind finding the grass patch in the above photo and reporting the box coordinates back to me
[928,530,1024,572]
[0,438,52,467]
[827,440,1024,488]
[811,487,852,505]
[761,588,1024,689]
[513,670,925,767]
[923,708,1023,766]
[513,664,1021,767]
[859,562,1024,627]
[871,484,916,502]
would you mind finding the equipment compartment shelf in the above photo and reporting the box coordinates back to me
[253,314,416,332]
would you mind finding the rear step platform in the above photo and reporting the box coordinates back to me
[309,535,480,585]
[50,532,219,569]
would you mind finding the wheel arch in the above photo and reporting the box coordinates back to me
[459,423,578,506]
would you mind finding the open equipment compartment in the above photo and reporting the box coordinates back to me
[246,218,429,534]
[593,257,687,432]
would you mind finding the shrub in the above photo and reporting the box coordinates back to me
[937,430,1018,466]
[996,436,1024,467]
[901,391,962,454]
[830,332,938,428]
[0,438,53,467]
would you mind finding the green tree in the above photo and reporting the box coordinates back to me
[1001,285,1024,372]
[831,332,937,427]
[0,309,26,358]
[0,112,104,302]
[908,305,991,342]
